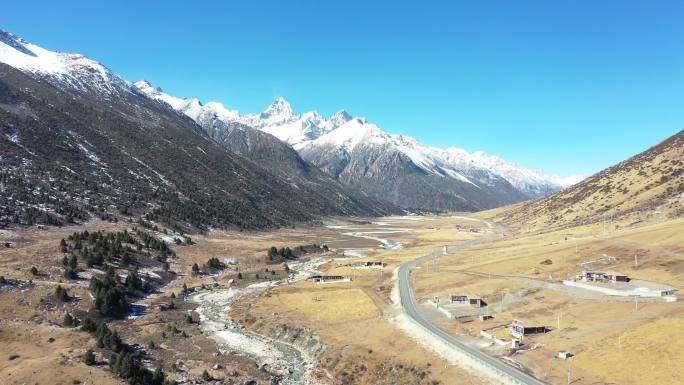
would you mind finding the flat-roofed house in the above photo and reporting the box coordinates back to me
[509,320,549,340]
[469,298,487,308]
[582,271,607,282]
[450,295,469,305]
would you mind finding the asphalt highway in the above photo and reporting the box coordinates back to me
[397,219,548,385]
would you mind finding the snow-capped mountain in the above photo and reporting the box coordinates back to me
[0,29,133,98]
[0,28,396,230]
[135,81,581,210]
[241,99,581,196]
[0,25,579,213]
[134,80,239,125]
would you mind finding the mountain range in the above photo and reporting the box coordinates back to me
[135,81,582,212]
[0,29,395,230]
[0,27,581,229]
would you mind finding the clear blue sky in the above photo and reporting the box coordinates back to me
[4,1,684,177]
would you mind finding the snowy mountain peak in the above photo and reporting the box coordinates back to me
[131,81,582,198]
[330,109,353,127]
[262,97,294,119]
[133,80,161,93]
[133,80,239,121]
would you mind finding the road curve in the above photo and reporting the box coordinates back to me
[397,218,548,385]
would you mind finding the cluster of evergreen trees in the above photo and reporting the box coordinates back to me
[62,229,174,266]
[89,268,130,318]
[205,257,225,270]
[78,316,173,385]
[267,246,294,261]
[133,228,172,260]
[266,243,329,262]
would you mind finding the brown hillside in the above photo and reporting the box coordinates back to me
[491,130,684,231]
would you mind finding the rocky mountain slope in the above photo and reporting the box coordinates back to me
[137,83,581,212]
[492,130,684,230]
[133,81,392,210]
[0,29,396,230]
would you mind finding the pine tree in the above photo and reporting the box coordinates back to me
[152,366,165,385]
[81,316,98,332]
[201,370,212,381]
[68,254,78,270]
[59,238,68,253]
[63,312,74,327]
[54,285,69,302]
[83,349,96,365]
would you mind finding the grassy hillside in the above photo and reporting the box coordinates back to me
[486,130,684,231]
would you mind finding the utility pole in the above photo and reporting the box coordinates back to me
[634,252,638,268]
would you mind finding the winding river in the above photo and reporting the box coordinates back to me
[186,221,407,384]
[187,258,327,385]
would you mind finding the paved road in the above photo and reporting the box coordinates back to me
[397,218,548,385]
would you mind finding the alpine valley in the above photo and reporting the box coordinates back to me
[0,28,582,231]
[2,10,684,385]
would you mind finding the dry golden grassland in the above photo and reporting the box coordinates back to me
[6,212,681,385]
[0,321,119,385]
[411,214,684,384]
[484,134,684,233]
[274,288,379,323]
[0,215,486,385]
[573,318,684,385]
[234,215,494,385]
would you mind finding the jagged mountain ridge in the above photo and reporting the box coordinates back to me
[0,29,396,230]
[132,81,395,212]
[136,82,581,211]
